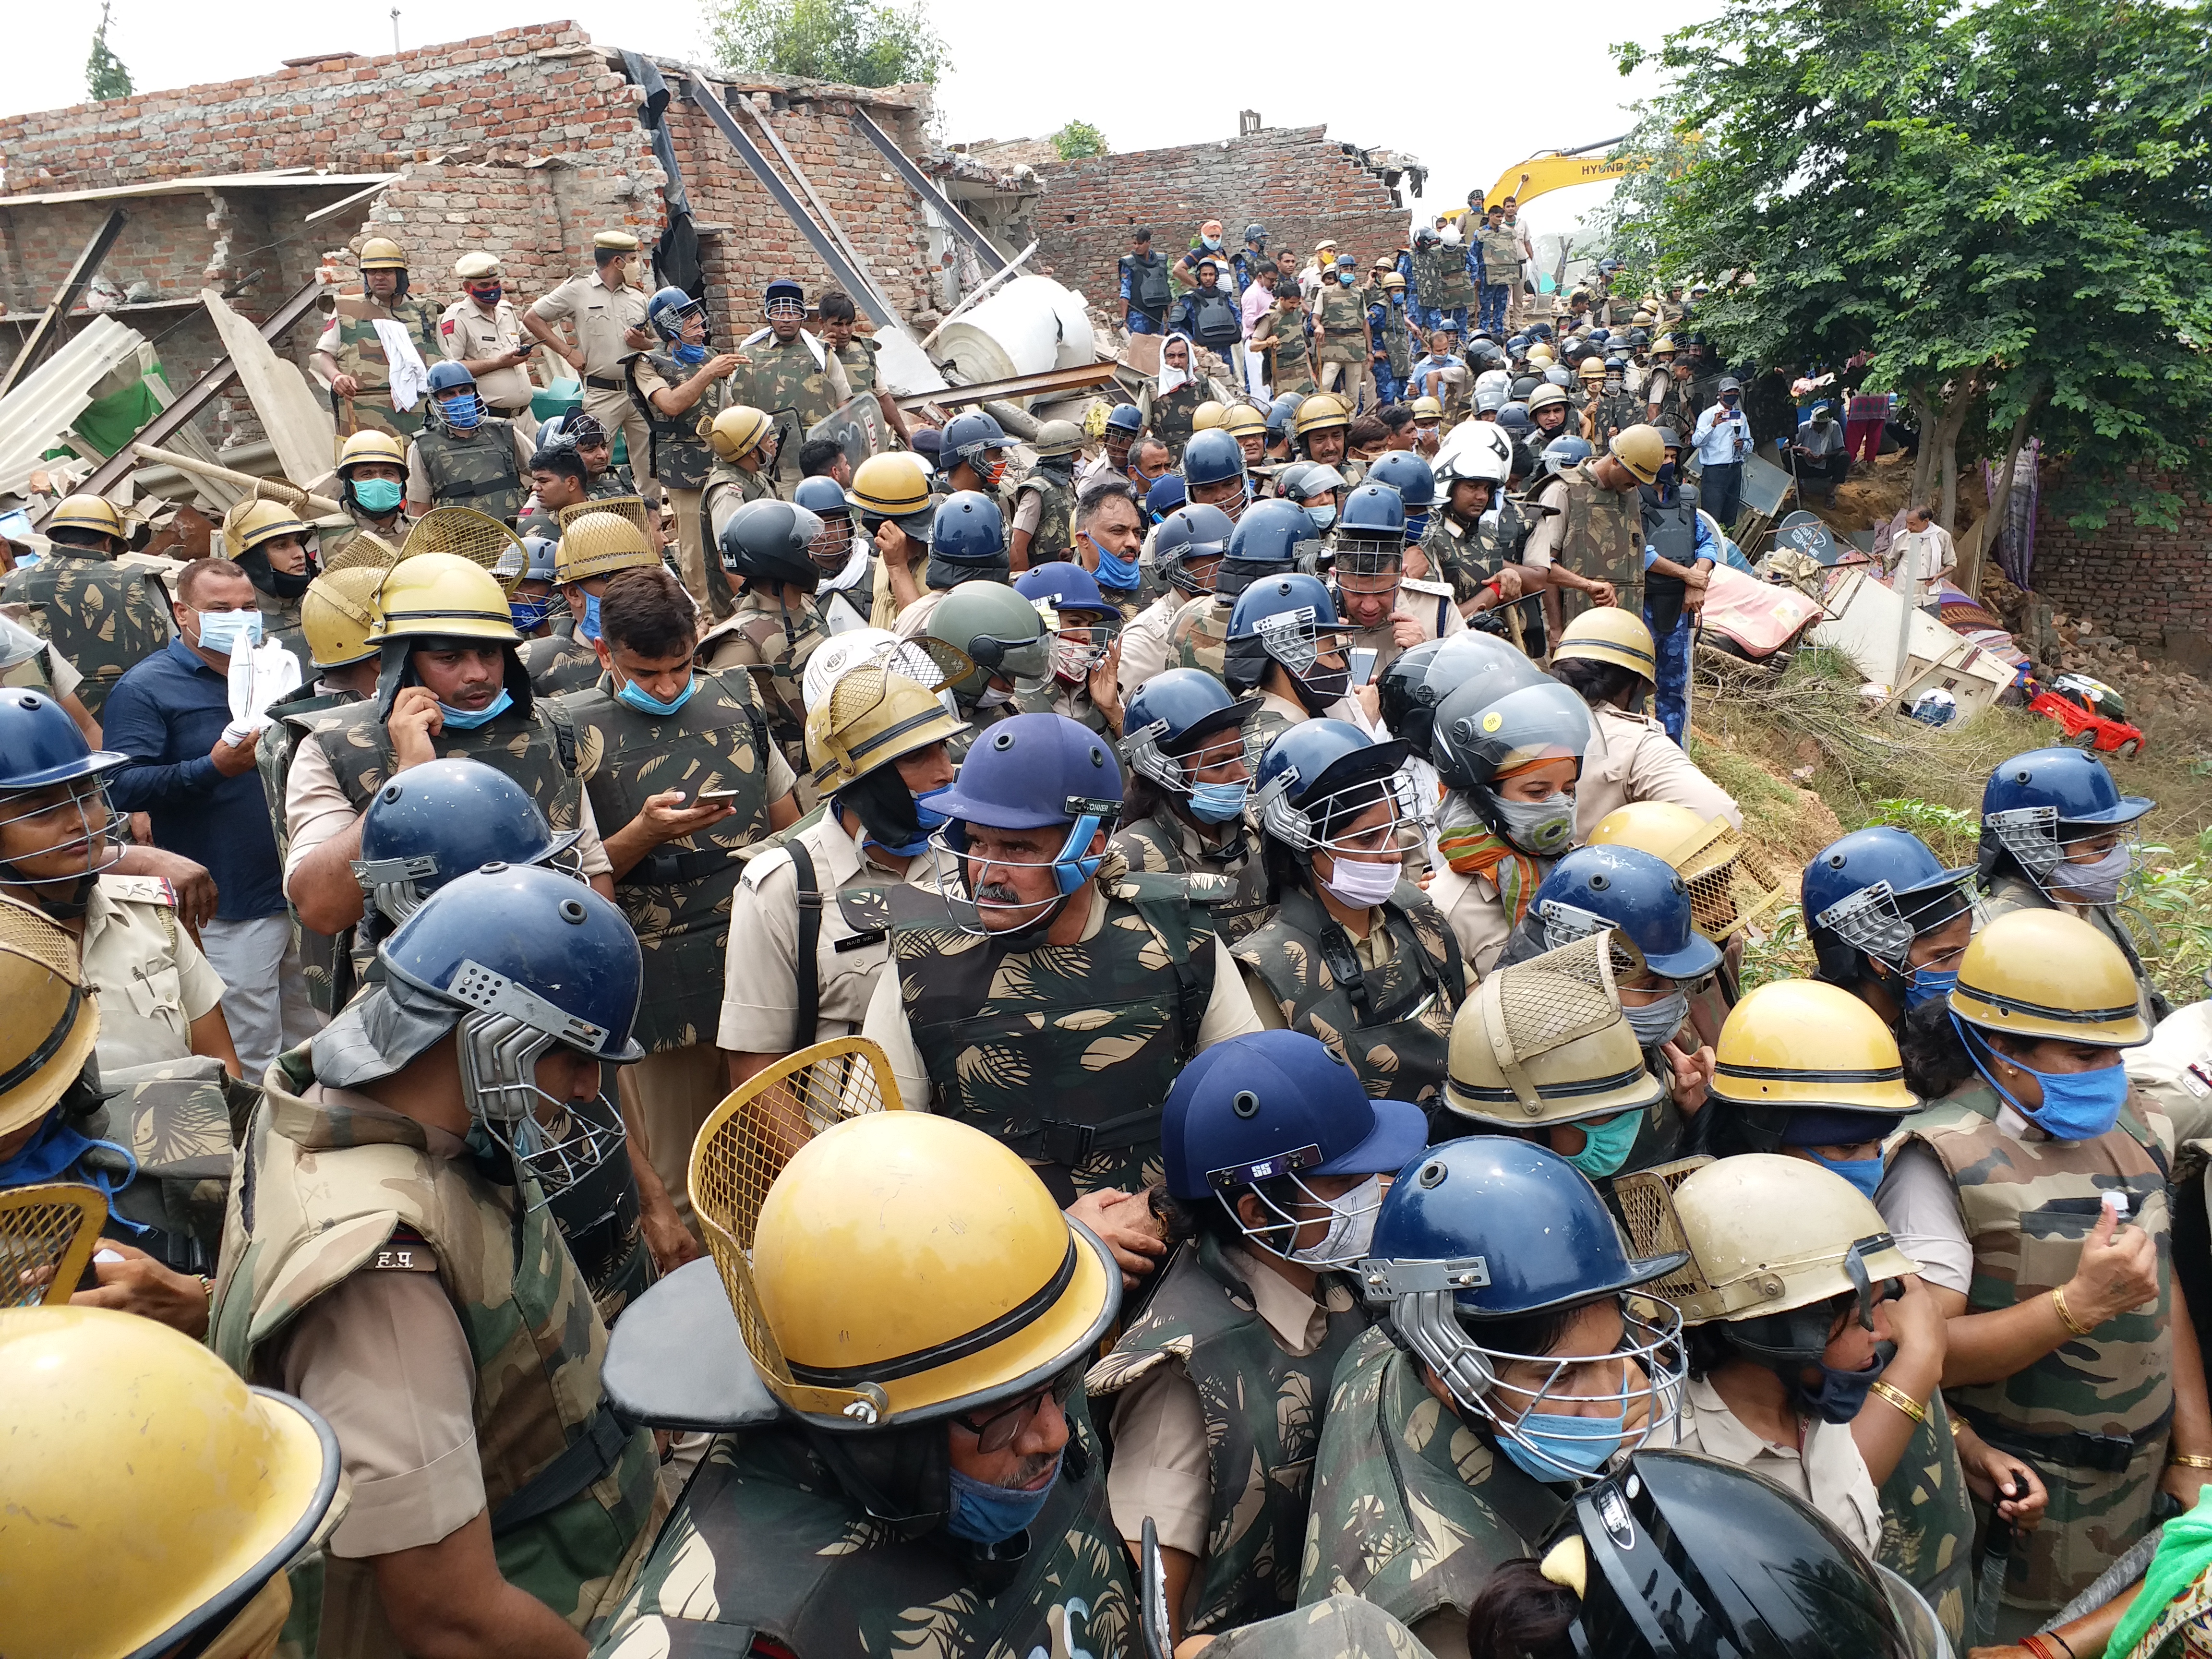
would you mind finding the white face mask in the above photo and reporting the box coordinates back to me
[1276,1173,1384,1267]
[2056,843,2134,905]
[974,684,1016,709]
[1318,854,1402,909]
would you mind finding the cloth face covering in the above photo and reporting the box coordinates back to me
[1563,1111,1642,1180]
[1957,1014,2129,1141]
[945,1454,1063,1543]
[1623,990,1690,1050]
[1489,793,1575,858]
[2056,843,2134,905]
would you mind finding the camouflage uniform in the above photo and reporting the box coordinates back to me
[1903,1077,2176,1621]
[1298,1325,1566,1647]
[1151,383,1206,459]
[590,1400,1133,1659]
[635,348,738,619]
[697,589,827,793]
[327,291,442,440]
[211,1053,661,1647]
[1171,592,1235,681]
[1315,280,1370,374]
[411,418,529,523]
[1201,1595,1431,1659]
[68,1056,238,1276]
[701,455,781,558]
[1112,803,1270,945]
[1255,313,1318,398]
[739,332,837,487]
[1647,371,1689,439]
[1589,388,1644,454]
[883,869,1223,1200]
[1087,1236,1369,1633]
[565,668,777,1051]
[524,627,606,697]
[0,548,171,716]
[1535,460,1646,618]
[585,467,637,502]
[1233,884,1463,1106]
[1875,1395,1979,1651]
[259,680,364,1017]
[1012,467,1077,566]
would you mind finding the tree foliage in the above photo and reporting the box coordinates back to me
[85,1,133,102]
[1051,120,1108,162]
[1611,0,2212,540]
[709,0,950,87]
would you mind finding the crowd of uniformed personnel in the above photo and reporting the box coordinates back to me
[3,214,2208,1659]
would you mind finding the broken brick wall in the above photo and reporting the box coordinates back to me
[2032,463,2212,667]
[1030,126,1414,311]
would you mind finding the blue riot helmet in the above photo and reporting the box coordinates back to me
[942,410,1011,484]
[1015,562,1120,683]
[509,534,560,632]
[1225,573,1351,707]
[1363,451,1437,543]
[792,475,859,582]
[352,756,582,929]
[1119,668,1256,815]
[1528,845,1723,981]
[1802,826,1976,995]
[1144,472,1188,525]
[1332,483,1409,591]
[1215,498,1309,601]
[1180,428,1249,520]
[1979,746,2153,897]
[1103,404,1144,457]
[1153,503,1234,598]
[925,490,1008,589]
[1251,719,1418,872]
[425,359,482,433]
[1265,392,1303,447]
[0,685,128,910]
[1161,1029,1427,1267]
[1541,434,1595,479]
[930,711,1123,930]
[1357,1136,1688,1483]
[647,285,711,360]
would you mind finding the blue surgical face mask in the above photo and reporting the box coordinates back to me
[1338,271,1355,286]
[1564,1110,1643,1180]
[193,609,263,655]
[440,392,483,431]
[673,341,709,366]
[510,597,553,632]
[944,1454,1063,1544]
[1188,779,1250,824]
[1497,1407,1626,1485]
[1085,531,1140,592]
[1811,1147,1887,1202]
[352,477,404,516]
[1305,505,1337,533]
[579,593,603,643]
[437,687,514,731]
[1902,966,1958,1010]
[1956,1013,2129,1140]
[913,784,953,832]
[615,672,699,717]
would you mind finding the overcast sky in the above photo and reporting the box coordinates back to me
[6,0,1716,243]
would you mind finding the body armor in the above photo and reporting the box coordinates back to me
[1152,384,1204,456]
[638,349,729,491]
[886,871,1220,1199]
[331,292,440,435]
[412,418,527,524]
[1641,486,1701,637]
[565,669,776,1051]
[1112,805,1270,944]
[1539,461,1646,619]
[1013,469,1077,565]
[1088,1236,1367,1632]
[1130,250,1174,314]
[1874,1395,1978,1650]
[1189,286,1244,350]
[0,551,171,716]
[698,590,826,781]
[1474,227,1519,294]
[263,682,365,1016]
[524,629,605,696]
[1172,593,1234,679]
[1316,282,1368,364]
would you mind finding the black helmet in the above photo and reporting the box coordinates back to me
[1376,638,1450,753]
[720,498,825,589]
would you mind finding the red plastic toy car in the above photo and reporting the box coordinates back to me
[2029,673,2145,757]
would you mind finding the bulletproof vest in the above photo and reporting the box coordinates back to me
[701,590,825,778]
[702,457,778,555]
[264,683,364,1017]
[640,349,727,491]
[210,1059,660,1636]
[1431,244,1477,309]
[1907,1079,2173,1445]
[1545,462,1647,618]
[1476,227,1520,287]
[834,336,879,394]
[1232,884,1464,1106]
[1300,1326,1566,1626]
[886,870,1218,1199]
[0,551,171,717]
[1592,389,1642,452]
[1088,1236,1368,1632]
[412,417,527,524]
[63,1056,240,1276]
[1191,285,1243,347]
[524,628,604,697]
[1152,385,1202,457]
[743,333,837,472]
[600,1405,1133,1657]
[1014,469,1076,564]
[1381,301,1412,376]
[304,694,581,841]
[1315,280,1366,360]
[1873,1395,1977,1651]
[1641,486,1701,636]
[1131,250,1173,313]
[564,670,776,1051]
[331,293,439,398]
[1111,806,1271,945]
[1266,315,1317,392]
[1173,592,1234,679]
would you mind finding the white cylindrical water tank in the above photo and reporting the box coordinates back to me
[934,275,1096,404]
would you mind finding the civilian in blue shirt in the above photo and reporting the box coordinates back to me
[1689,375,1753,527]
[103,557,309,1077]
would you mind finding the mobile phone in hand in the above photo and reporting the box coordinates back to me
[694,789,739,805]
[1349,648,1379,687]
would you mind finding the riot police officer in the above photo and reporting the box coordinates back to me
[1802,827,1978,1031]
[313,234,441,440]
[849,449,938,626]
[219,497,320,669]
[329,429,412,553]
[699,497,830,793]
[1329,481,1466,679]
[405,361,534,523]
[1225,573,1372,761]
[917,578,1051,761]
[1121,503,1231,694]
[890,489,1010,642]
[2,493,170,717]
[1013,561,1122,737]
[632,284,747,616]
[1113,667,1268,943]
[527,506,661,695]
[1552,609,1739,839]
[1010,418,1083,570]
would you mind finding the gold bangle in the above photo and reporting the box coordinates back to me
[2052,1285,2095,1338]
[1868,1379,1927,1426]
[2171,1453,2212,1470]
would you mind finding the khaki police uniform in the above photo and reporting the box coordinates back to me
[403,421,537,518]
[79,873,228,1070]
[436,294,540,438]
[527,262,654,498]
[1573,704,1743,842]
[1663,1377,1886,1559]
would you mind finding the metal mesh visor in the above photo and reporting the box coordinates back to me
[801,632,974,707]
[1466,932,1649,1112]
[1985,804,2064,876]
[0,777,122,888]
[808,665,959,788]
[1252,607,1353,678]
[1816,882,1917,964]
[1665,817,1788,942]
[322,530,401,575]
[0,1183,107,1307]
[691,1036,899,1421]
[401,508,527,595]
[1333,540,1404,578]
[1610,1156,1717,1309]
[559,494,654,544]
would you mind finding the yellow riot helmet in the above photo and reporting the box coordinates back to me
[299,567,385,669]
[1382,271,1407,292]
[357,235,409,271]
[224,497,311,560]
[1526,382,1572,417]
[1950,909,2152,1046]
[1411,395,1444,421]
[1610,424,1667,485]
[369,552,518,645]
[1527,345,1556,368]
[1192,400,1228,432]
[848,451,936,529]
[1554,607,1658,682]
[1444,934,1664,1129]
[1707,979,1918,1143]
[1588,802,1716,858]
[45,493,127,548]
[553,509,657,587]
[1584,802,1787,945]
[337,429,408,477]
[710,1108,1118,1427]
[707,404,774,463]
[1220,402,1267,441]
[1650,334,1678,357]
[1579,357,1608,383]
[1294,392,1351,437]
[1616,1154,1918,1326]
[0,1306,342,1659]
[805,665,966,793]
[0,896,100,1140]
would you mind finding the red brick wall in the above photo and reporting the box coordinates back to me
[2031,462,2212,657]
[1031,126,1413,310]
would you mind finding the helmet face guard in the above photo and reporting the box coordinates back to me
[1985,803,2142,899]
[0,776,123,903]
[1256,751,1424,859]
[1251,605,1353,679]
[1813,873,1975,975]
[962,630,1052,697]
[808,509,856,575]
[929,793,1122,933]
[1121,712,1249,795]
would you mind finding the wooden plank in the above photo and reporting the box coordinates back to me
[0,208,130,400]
[199,288,337,488]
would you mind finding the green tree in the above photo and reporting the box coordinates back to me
[1050,120,1108,162]
[1613,0,2212,555]
[708,0,949,87]
[85,1,133,102]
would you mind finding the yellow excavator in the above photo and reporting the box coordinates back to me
[1438,136,1650,228]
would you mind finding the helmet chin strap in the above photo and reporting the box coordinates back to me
[0,863,94,920]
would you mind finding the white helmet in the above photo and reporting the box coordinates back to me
[1473,381,1509,415]
[1434,421,1515,488]
[1474,368,1513,403]
[801,626,952,709]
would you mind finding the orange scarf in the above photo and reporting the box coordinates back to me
[1437,822,1544,925]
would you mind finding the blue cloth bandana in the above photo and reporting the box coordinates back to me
[945,1454,1063,1544]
